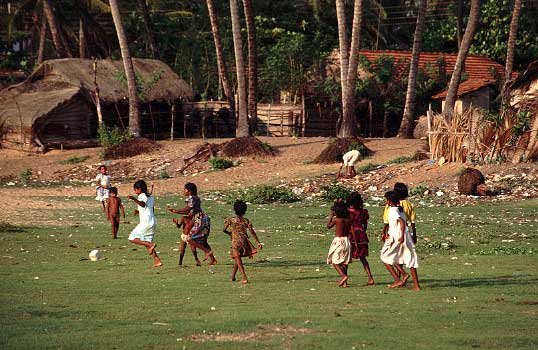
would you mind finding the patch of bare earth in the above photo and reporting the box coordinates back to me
[188,324,314,343]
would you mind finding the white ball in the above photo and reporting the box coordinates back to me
[89,249,103,261]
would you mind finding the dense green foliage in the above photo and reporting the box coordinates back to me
[97,125,133,148]
[208,157,234,170]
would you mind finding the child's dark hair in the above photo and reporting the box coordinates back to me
[233,199,247,216]
[332,200,349,218]
[184,182,197,196]
[346,191,363,209]
[109,187,118,195]
[134,180,148,194]
[385,191,403,212]
[394,182,409,199]
[99,165,107,171]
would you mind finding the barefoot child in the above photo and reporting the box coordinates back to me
[167,182,216,265]
[128,180,162,267]
[173,215,201,266]
[223,200,263,284]
[336,149,360,178]
[346,192,374,285]
[380,191,420,290]
[94,165,111,212]
[106,187,125,239]
[327,200,353,287]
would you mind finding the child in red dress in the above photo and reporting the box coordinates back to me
[346,192,374,285]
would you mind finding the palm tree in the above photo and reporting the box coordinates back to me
[230,0,249,137]
[502,0,522,103]
[398,0,428,138]
[206,0,234,103]
[137,0,158,59]
[443,0,480,119]
[43,0,72,57]
[109,0,141,137]
[242,0,258,133]
[336,0,362,138]
[37,10,47,64]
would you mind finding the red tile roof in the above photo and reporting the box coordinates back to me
[431,78,496,99]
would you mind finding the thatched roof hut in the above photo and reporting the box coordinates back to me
[0,58,193,150]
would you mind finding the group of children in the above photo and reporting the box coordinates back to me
[326,182,421,291]
[94,165,419,289]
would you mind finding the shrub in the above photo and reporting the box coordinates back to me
[322,184,353,201]
[239,185,300,204]
[356,163,379,173]
[209,157,234,170]
[98,126,132,148]
[158,171,171,179]
[387,156,414,164]
[59,156,90,165]
[409,184,429,197]
[20,168,32,184]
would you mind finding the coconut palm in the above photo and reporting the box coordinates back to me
[137,0,158,59]
[42,0,73,57]
[502,0,522,102]
[443,0,480,119]
[230,0,249,137]
[109,0,141,136]
[398,0,428,138]
[242,0,258,132]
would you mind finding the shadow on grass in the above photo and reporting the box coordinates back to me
[422,275,538,289]
[0,222,27,233]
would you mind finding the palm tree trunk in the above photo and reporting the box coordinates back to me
[42,0,65,57]
[456,0,463,49]
[109,0,141,137]
[502,0,522,102]
[137,0,158,59]
[335,0,349,118]
[206,0,233,103]
[37,12,47,64]
[443,0,480,120]
[242,0,258,133]
[338,0,362,138]
[79,17,88,58]
[398,0,427,138]
[230,0,249,137]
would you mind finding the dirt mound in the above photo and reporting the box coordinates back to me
[313,137,372,164]
[458,168,490,195]
[219,137,275,157]
[103,138,160,160]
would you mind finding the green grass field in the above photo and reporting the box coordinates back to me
[1,196,537,349]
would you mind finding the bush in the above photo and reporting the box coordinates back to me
[209,157,234,170]
[20,168,32,184]
[59,156,90,165]
[356,163,380,173]
[322,184,353,201]
[238,185,300,204]
[409,184,429,197]
[387,156,414,164]
[98,126,132,148]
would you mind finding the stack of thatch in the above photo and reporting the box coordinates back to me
[428,109,472,163]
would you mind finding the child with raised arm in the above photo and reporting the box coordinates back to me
[327,200,353,287]
[106,187,125,239]
[223,200,263,284]
[173,215,201,266]
[94,165,110,212]
[128,180,162,267]
[167,182,216,265]
[346,192,374,286]
[380,191,420,291]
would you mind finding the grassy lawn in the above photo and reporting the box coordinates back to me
[1,196,537,349]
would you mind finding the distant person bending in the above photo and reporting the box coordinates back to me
[337,150,360,178]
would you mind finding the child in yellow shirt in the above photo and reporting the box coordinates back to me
[382,182,416,243]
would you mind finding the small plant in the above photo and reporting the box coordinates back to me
[261,142,273,152]
[387,156,413,164]
[322,184,353,201]
[238,185,300,204]
[59,155,90,165]
[356,163,379,173]
[409,184,429,197]
[98,125,132,148]
[209,157,234,170]
[20,168,32,184]
[158,171,171,179]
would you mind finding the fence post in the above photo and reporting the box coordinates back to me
[427,104,433,159]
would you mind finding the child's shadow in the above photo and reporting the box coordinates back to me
[422,275,538,289]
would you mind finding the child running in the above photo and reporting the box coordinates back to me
[346,192,374,286]
[223,200,263,284]
[94,165,111,212]
[327,200,353,287]
[380,191,420,291]
[173,215,201,266]
[106,187,125,239]
[167,182,216,265]
[128,180,162,267]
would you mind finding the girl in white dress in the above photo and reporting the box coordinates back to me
[94,165,111,211]
[380,191,421,291]
[128,180,162,267]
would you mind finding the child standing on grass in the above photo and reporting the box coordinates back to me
[106,187,125,239]
[94,165,111,212]
[382,182,417,243]
[167,182,216,265]
[380,191,420,291]
[223,200,263,284]
[346,192,374,286]
[128,180,162,267]
[327,200,353,288]
[173,215,201,266]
